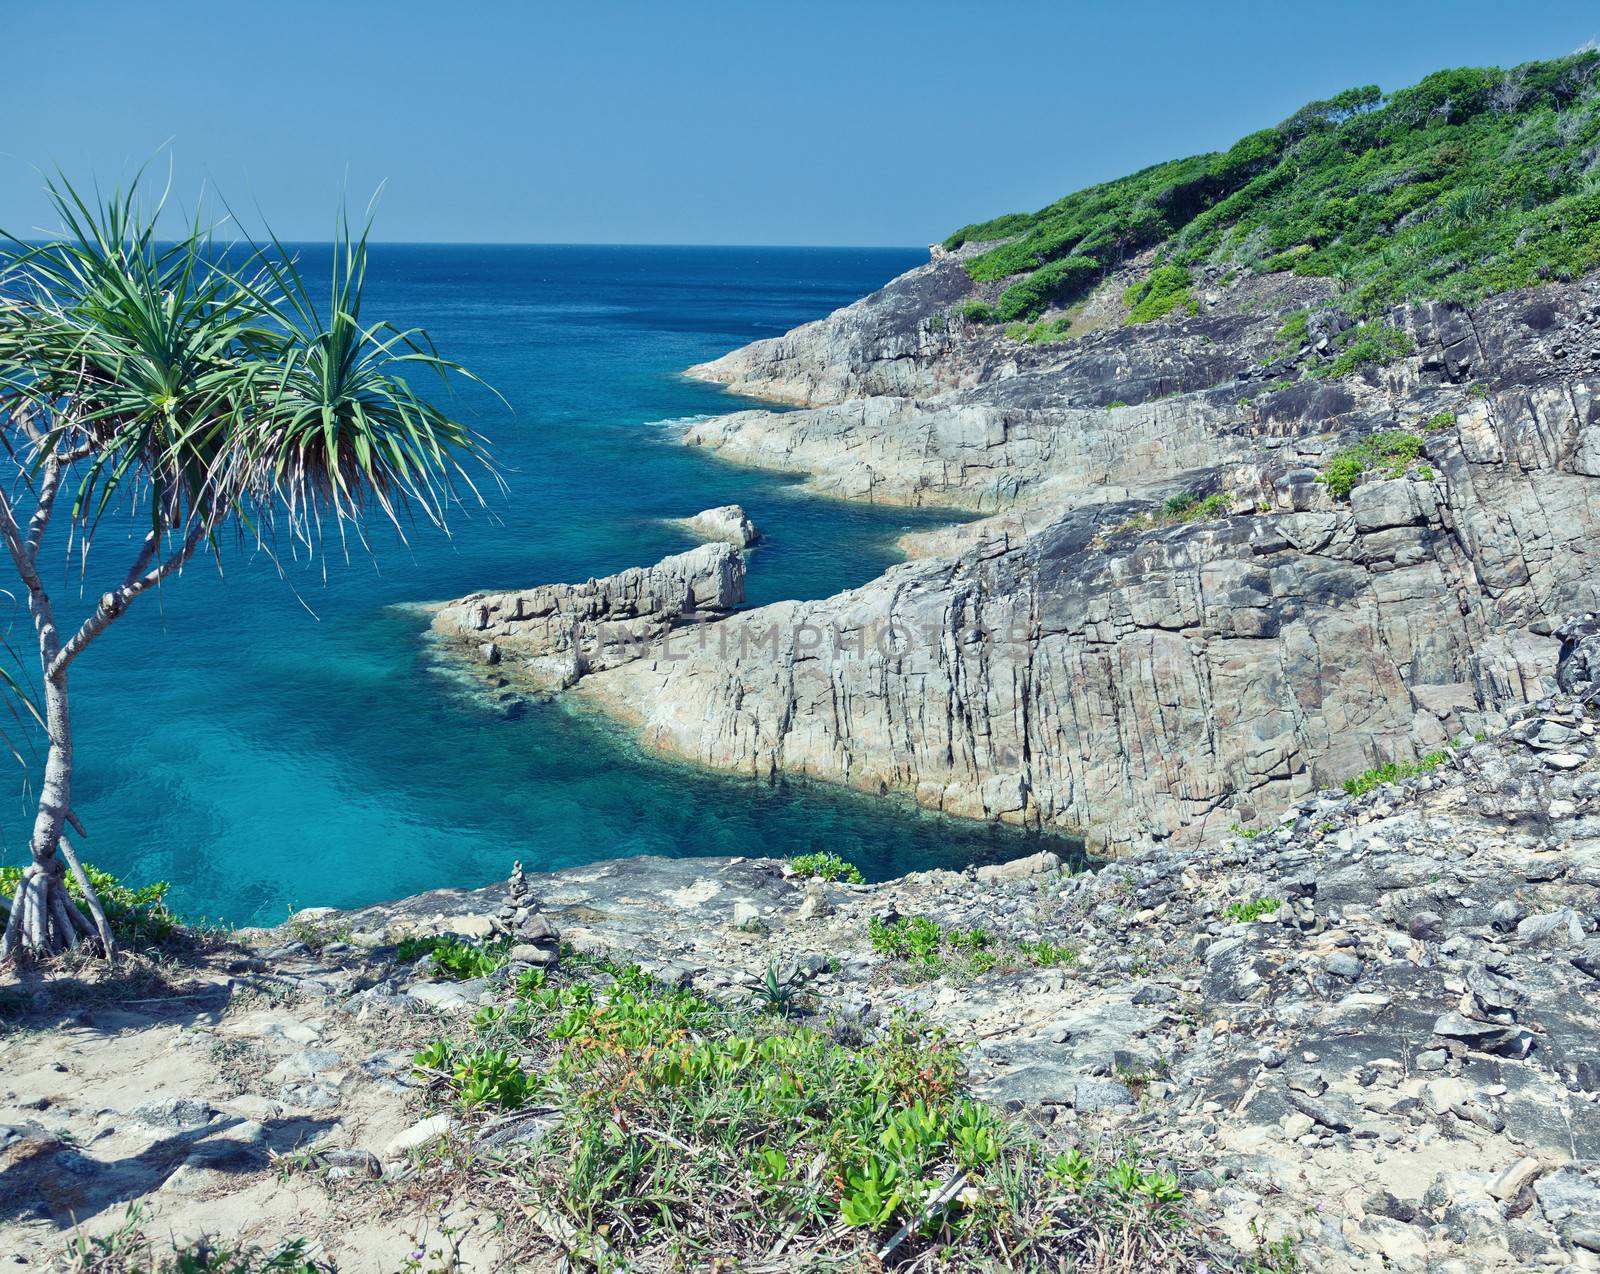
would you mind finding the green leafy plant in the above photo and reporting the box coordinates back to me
[1018,939,1078,967]
[0,863,176,948]
[957,300,996,323]
[1274,309,1310,349]
[1318,429,1426,497]
[395,935,510,980]
[789,852,864,884]
[1310,322,1414,378]
[1223,897,1282,923]
[1342,749,1451,796]
[1422,410,1457,431]
[1123,265,1198,324]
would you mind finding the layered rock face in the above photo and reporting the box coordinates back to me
[430,542,742,690]
[584,275,1600,853]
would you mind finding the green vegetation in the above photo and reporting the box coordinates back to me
[1274,309,1311,349]
[1228,822,1266,840]
[0,863,176,948]
[1123,265,1199,323]
[1223,897,1282,923]
[1342,749,1452,796]
[1017,939,1079,967]
[1112,489,1233,538]
[946,53,1600,323]
[1004,315,1077,344]
[957,300,996,323]
[789,851,865,884]
[994,254,1098,320]
[395,934,510,980]
[406,961,1203,1268]
[1161,490,1231,521]
[1310,322,1414,378]
[1422,409,1458,431]
[868,915,1077,980]
[1318,429,1426,497]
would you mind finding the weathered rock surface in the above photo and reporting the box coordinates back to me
[670,503,760,547]
[429,542,742,690]
[577,272,1600,851]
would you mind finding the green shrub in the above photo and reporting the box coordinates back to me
[394,934,510,980]
[1311,322,1414,378]
[0,863,177,947]
[1159,490,1231,523]
[957,300,996,324]
[1422,410,1457,431]
[1223,897,1281,923]
[868,914,945,969]
[789,851,865,884]
[994,254,1099,320]
[1342,749,1451,796]
[1317,429,1425,497]
[1123,265,1198,324]
[1273,310,1310,348]
[1018,939,1078,967]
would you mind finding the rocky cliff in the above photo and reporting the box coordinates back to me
[559,269,1600,853]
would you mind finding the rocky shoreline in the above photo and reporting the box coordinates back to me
[8,651,1600,1269]
[427,257,1600,855]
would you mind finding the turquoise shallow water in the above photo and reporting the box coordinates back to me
[9,245,1067,924]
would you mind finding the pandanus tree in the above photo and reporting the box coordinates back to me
[0,176,486,958]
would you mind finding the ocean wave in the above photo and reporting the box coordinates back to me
[639,413,716,431]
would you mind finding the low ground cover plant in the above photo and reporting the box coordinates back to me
[407,961,1213,1269]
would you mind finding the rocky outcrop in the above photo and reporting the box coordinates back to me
[432,257,1600,852]
[669,503,760,548]
[430,542,742,690]
[558,276,1600,852]
[685,245,994,405]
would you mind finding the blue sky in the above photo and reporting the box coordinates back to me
[6,1,1600,245]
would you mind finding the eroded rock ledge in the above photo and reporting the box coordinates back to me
[430,542,742,690]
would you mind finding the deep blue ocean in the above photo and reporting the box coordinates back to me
[11,245,1060,925]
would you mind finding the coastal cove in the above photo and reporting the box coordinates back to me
[9,245,1066,926]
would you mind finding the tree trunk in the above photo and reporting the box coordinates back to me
[0,661,107,959]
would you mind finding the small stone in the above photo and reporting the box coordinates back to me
[1282,1112,1314,1139]
[1488,1157,1543,1201]
[1071,1080,1135,1113]
[1324,952,1362,980]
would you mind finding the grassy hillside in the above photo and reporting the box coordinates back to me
[948,53,1600,322]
